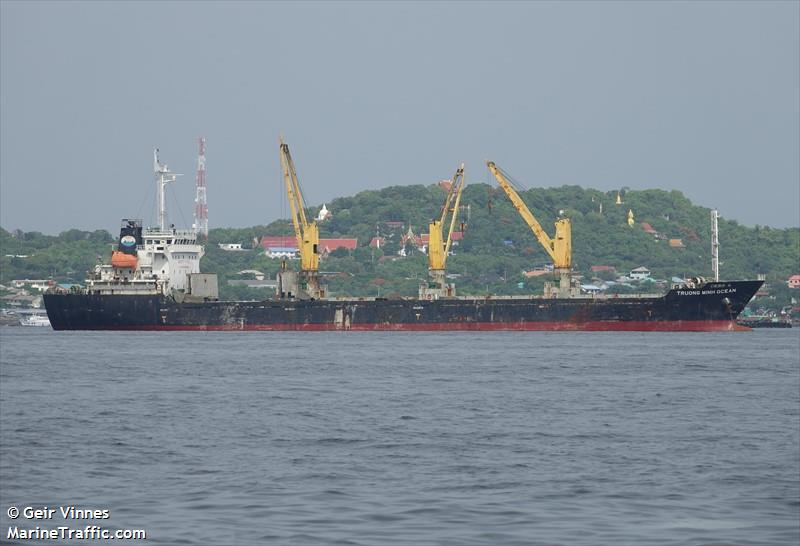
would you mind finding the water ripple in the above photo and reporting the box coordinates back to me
[1,328,798,545]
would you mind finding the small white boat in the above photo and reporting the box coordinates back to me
[19,314,51,327]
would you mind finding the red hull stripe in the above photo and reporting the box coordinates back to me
[74,320,749,332]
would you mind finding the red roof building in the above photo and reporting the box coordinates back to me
[591,265,616,273]
[419,231,464,245]
[261,236,357,254]
[788,274,800,289]
[640,222,657,234]
[260,236,297,250]
[523,268,552,278]
[319,238,358,253]
[678,226,700,241]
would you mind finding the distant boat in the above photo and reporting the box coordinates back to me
[19,314,51,327]
[736,316,792,329]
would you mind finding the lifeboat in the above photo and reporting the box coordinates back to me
[111,251,138,269]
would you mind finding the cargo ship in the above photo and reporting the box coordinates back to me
[43,144,763,331]
[45,277,762,331]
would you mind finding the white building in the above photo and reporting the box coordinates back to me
[629,266,651,280]
[316,204,332,222]
[265,247,299,260]
[218,243,244,251]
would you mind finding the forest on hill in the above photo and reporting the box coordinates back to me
[2,183,798,309]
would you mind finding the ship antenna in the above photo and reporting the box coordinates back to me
[154,148,182,231]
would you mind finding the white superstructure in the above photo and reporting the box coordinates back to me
[85,149,209,298]
[137,227,204,292]
[89,227,205,296]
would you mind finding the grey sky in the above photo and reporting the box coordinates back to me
[1,1,798,234]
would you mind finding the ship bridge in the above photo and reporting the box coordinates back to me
[137,228,204,292]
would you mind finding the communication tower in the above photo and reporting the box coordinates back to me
[193,137,208,239]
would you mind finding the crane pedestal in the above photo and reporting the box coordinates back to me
[277,269,326,300]
[301,271,325,300]
[543,269,578,298]
[419,270,456,300]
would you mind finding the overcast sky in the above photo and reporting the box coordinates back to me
[1,1,798,234]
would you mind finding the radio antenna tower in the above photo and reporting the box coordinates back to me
[193,137,208,239]
[711,209,720,281]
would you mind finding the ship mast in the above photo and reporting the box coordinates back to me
[154,149,181,231]
[711,209,720,281]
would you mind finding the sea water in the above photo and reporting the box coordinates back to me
[1,328,798,545]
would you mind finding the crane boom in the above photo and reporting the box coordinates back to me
[421,164,466,300]
[486,161,571,269]
[278,139,319,280]
[279,140,305,254]
[428,164,465,272]
[443,166,465,259]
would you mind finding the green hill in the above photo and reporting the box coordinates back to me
[208,183,798,299]
[2,184,798,310]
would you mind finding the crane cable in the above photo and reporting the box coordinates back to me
[496,164,531,193]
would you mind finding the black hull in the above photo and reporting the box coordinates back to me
[44,281,762,332]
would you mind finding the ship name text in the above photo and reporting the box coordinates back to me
[675,288,737,296]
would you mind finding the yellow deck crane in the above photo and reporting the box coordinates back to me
[420,164,466,299]
[277,138,324,299]
[486,161,574,298]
